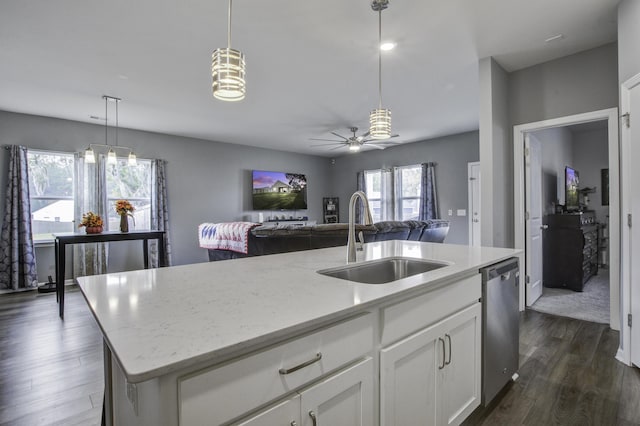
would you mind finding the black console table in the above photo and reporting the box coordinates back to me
[54,230,166,319]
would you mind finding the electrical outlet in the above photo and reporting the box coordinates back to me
[448,209,453,216]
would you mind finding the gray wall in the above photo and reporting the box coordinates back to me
[479,57,512,248]
[509,43,619,126]
[572,127,609,223]
[533,127,573,215]
[618,0,640,82]
[329,131,479,245]
[0,111,332,277]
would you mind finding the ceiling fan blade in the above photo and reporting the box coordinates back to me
[309,138,344,142]
[329,145,347,151]
[330,132,349,141]
[311,142,346,147]
[362,134,400,143]
[366,144,387,150]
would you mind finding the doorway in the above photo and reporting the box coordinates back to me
[525,123,611,324]
[513,108,620,331]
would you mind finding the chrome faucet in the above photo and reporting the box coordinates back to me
[347,191,373,263]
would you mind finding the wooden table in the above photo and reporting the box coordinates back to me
[54,230,166,319]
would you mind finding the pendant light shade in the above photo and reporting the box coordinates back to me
[128,151,137,166]
[85,146,96,163]
[369,0,392,140]
[212,0,246,101]
[369,108,392,140]
[107,148,117,164]
[212,48,246,101]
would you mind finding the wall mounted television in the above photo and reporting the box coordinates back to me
[565,166,580,211]
[252,170,308,210]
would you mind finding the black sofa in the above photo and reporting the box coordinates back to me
[206,220,449,261]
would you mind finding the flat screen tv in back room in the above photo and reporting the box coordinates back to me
[565,166,580,211]
[252,170,308,210]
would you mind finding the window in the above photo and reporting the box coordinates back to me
[28,151,75,242]
[396,165,422,220]
[363,165,423,222]
[106,158,152,231]
[365,170,383,222]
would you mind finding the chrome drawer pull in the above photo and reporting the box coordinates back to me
[445,334,452,365]
[309,410,318,426]
[279,353,322,375]
[438,338,446,369]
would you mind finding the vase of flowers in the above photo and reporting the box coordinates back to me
[115,199,135,233]
[78,212,104,234]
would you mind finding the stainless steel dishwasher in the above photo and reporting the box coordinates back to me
[481,257,520,406]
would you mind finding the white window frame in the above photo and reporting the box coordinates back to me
[395,164,422,221]
[105,157,152,231]
[27,149,76,244]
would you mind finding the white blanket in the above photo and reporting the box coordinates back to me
[198,222,259,254]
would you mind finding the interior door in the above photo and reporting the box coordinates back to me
[629,79,640,367]
[525,134,543,306]
[468,162,481,246]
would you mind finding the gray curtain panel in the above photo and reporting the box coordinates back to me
[356,171,366,224]
[419,162,439,220]
[0,145,38,290]
[151,159,172,267]
[73,153,108,278]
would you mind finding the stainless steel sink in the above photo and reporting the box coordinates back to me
[317,257,449,284]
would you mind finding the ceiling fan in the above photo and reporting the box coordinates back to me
[310,127,400,152]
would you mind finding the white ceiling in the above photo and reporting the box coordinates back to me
[0,0,619,157]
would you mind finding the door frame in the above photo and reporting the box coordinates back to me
[467,162,480,246]
[513,108,620,327]
[620,73,640,366]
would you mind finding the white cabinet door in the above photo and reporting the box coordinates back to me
[438,303,481,426]
[380,321,441,426]
[300,358,374,426]
[236,396,300,426]
[380,303,481,426]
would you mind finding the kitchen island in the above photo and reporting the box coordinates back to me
[78,240,520,425]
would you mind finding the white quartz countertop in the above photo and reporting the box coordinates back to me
[77,241,520,383]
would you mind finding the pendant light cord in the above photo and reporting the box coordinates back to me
[115,98,119,148]
[104,96,108,147]
[227,0,233,49]
[378,9,383,109]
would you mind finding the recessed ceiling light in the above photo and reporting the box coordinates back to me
[545,34,564,43]
[380,42,396,51]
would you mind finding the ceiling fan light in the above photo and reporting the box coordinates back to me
[369,108,392,139]
[212,48,246,101]
[349,142,361,152]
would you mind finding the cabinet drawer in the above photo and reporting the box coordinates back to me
[179,312,374,425]
[381,274,481,346]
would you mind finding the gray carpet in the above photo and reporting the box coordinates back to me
[529,270,610,324]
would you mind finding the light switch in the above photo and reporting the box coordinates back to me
[457,209,466,216]
[448,209,453,216]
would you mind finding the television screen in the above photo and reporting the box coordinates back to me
[565,166,579,211]
[252,170,308,210]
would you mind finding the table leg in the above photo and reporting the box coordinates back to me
[54,239,59,303]
[58,242,66,319]
[143,239,149,269]
[158,235,166,267]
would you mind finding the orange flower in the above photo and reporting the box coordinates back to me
[115,199,135,216]
[79,212,103,228]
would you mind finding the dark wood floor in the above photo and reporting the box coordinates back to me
[1,289,640,425]
[465,310,640,426]
[0,288,103,426]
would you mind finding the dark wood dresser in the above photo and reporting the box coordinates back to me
[543,211,598,292]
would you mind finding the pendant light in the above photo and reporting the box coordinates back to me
[212,0,246,101]
[369,0,391,140]
[85,95,137,166]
